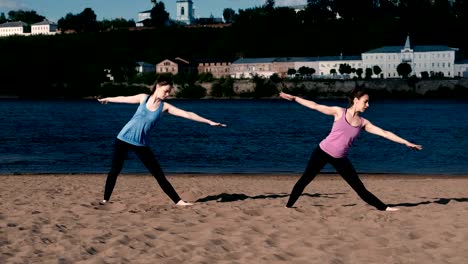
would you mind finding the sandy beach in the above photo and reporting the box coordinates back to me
[1,173,468,264]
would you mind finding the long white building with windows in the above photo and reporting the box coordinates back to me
[228,35,466,79]
[0,21,28,37]
[31,20,57,35]
[0,20,57,37]
[362,35,458,78]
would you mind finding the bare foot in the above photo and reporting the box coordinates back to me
[176,200,193,206]
[385,207,399,211]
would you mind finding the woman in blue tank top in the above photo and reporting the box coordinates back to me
[97,75,226,206]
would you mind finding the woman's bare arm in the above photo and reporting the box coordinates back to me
[98,94,146,104]
[164,103,226,127]
[279,92,341,117]
[363,120,423,150]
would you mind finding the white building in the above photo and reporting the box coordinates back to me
[31,20,57,35]
[231,58,277,79]
[135,61,155,74]
[0,21,29,37]
[136,10,151,27]
[316,55,362,78]
[454,60,468,78]
[362,35,458,78]
[176,0,195,25]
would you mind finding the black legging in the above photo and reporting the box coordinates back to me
[103,139,181,203]
[286,146,388,210]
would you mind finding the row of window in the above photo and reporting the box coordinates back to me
[201,68,230,73]
[365,52,453,61]
[32,26,53,30]
[320,63,363,68]
[366,62,452,69]
[0,28,22,32]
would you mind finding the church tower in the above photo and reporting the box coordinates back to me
[176,0,195,25]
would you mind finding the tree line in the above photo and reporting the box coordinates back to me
[0,0,467,98]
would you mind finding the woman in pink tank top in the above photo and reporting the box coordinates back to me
[280,88,422,211]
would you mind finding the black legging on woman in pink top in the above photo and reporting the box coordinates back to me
[286,145,388,210]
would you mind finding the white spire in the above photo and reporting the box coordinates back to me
[404,34,411,49]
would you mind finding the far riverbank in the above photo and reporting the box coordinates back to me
[199,78,468,99]
[1,78,468,99]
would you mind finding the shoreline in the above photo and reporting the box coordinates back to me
[2,172,468,178]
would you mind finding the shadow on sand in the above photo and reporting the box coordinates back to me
[195,192,345,203]
[388,197,468,207]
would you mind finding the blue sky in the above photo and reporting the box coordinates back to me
[0,0,307,23]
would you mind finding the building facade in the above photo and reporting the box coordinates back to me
[31,20,57,35]
[0,21,29,37]
[156,57,196,75]
[135,61,155,74]
[454,60,468,78]
[136,10,152,27]
[197,59,232,78]
[314,56,362,77]
[231,58,277,79]
[176,0,195,25]
[363,35,457,78]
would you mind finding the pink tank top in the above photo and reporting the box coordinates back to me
[319,108,366,158]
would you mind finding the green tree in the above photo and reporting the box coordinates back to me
[0,12,7,23]
[287,68,297,76]
[356,68,364,79]
[223,8,236,23]
[149,2,170,27]
[79,8,98,32]
[397,62,412,78]
[373,65,382,77]
[176,84,207,98]
[7,10,45,24]
[420,71,429,79]
[365,68,373,79]
[339,63,352,75]
[210,77,235,97]
[334,0,375,22]
[263,0,276,11]
[98,18,136,31]
[57,8,98,32]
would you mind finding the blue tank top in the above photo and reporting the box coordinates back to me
[117,95,164,146]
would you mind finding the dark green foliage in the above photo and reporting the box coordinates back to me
[198,72,215,83]
[251,76,278,98]
[7,10,44,24]
[57,8,98,32]
[210,77,235,97]
[97,83,150,98]
[397,63,412,79]
[269,73,282,83]
[176,84,207,99]
[1,2,468,98]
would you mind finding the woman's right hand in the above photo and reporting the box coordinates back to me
[406,142,423,151]
[98,98,109,104]
[279,92,296,101]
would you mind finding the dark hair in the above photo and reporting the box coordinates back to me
[348,87,368,106]
[150,75,174,93]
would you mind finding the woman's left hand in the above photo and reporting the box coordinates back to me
[210,122,227,127]
[406,143,423,150]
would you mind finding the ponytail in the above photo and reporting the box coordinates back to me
[348,87,368,106]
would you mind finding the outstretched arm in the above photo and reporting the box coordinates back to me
[164,103,227,127]
[363,120,422,150]
[279,92,341,117]
[98,94,146,104]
